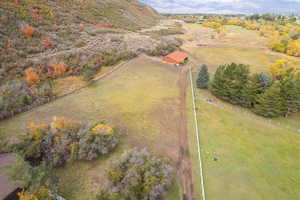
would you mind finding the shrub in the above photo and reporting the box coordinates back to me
[17,117,119,167]
[25,68,40,85]
[49,62,67,77]
[286,40,300,57]
[21,26,35,37]
[0,80,54,120]
[97,148,174,200]
[196,64,209,89]
[8,153,58,194]
[43,39,54,47]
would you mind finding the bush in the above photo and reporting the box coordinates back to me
[286,40,300,57]
[0,80,54,120]
[97,148,174,200]
[8,153,58,194]
[146,38,182,57]
[21,26,35,37]
[17,117,119,167]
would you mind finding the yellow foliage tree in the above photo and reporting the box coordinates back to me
[286,40,300,57]
[92,124,113,135]
[244,22,260,30]
[18,187,53,200]
[26,122,48,141]
[50,116,80,133]
[269,59,300,79]
[227,18,241,25]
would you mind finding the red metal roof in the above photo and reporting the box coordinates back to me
[164,51,188,63]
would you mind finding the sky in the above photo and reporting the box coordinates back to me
[139,0,300,14]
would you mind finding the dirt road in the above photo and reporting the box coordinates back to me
[177,68,195,200]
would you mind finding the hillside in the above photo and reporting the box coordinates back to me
[0,0,164,82]
[0,0,184,120]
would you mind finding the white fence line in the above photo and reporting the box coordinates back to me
[189,67,206,200]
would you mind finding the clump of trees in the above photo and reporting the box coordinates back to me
[16,116,119,167]
[97,148,174,200]
[209,61,300,117]
[0,80,54,120]
[8,154,60,200]
[197,64,209,89]
[145,38,183,57]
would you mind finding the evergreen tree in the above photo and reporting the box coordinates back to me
[280,75,300,117]
[258,72,273,90]
[210,63,250,105]
[253,83,286,117]
[197,64,210,89]
[240,73,265,108]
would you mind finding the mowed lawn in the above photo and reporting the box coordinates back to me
[0,56,182,200]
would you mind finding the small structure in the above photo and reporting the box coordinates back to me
[163,51,188,65]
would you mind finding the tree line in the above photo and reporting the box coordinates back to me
[197,61,300,118]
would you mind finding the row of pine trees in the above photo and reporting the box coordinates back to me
[196,63,300,118]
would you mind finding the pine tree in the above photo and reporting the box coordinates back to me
[253,83,286,118]
[280,75,300,117]
[210,63,250,105]
[258,72,273,90]
[196,64,209,89]
[240,73,265,108]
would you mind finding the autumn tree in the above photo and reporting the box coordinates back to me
[49,63,67,76]
[269,59,300,80]
[21,26,35,37]
[25,68,40,85]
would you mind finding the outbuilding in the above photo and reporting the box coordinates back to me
[163,51,189,65]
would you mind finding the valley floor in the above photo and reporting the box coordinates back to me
[184,23,300,200]
[1,20,300,200]
[0,55,184,200]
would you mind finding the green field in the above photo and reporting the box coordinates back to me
[184,24,300,200]
[192,88,300,200]
[0,56,182,200]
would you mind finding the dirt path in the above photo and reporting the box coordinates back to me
[177,68,194,200]
[0,154,16,199]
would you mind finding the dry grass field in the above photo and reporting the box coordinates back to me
[0,56,182,200]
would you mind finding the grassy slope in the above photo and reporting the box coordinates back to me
[0,56,181,200]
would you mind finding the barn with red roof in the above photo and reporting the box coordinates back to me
[163,51,189,64]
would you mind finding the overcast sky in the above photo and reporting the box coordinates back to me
[139,0,300,14]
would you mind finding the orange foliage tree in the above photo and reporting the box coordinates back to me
[48,63,67,76]
[25,68,40,85]
[99,55,105,65]
[21,26,35,37]
[31,12,41,23]
[43,39,54,47]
